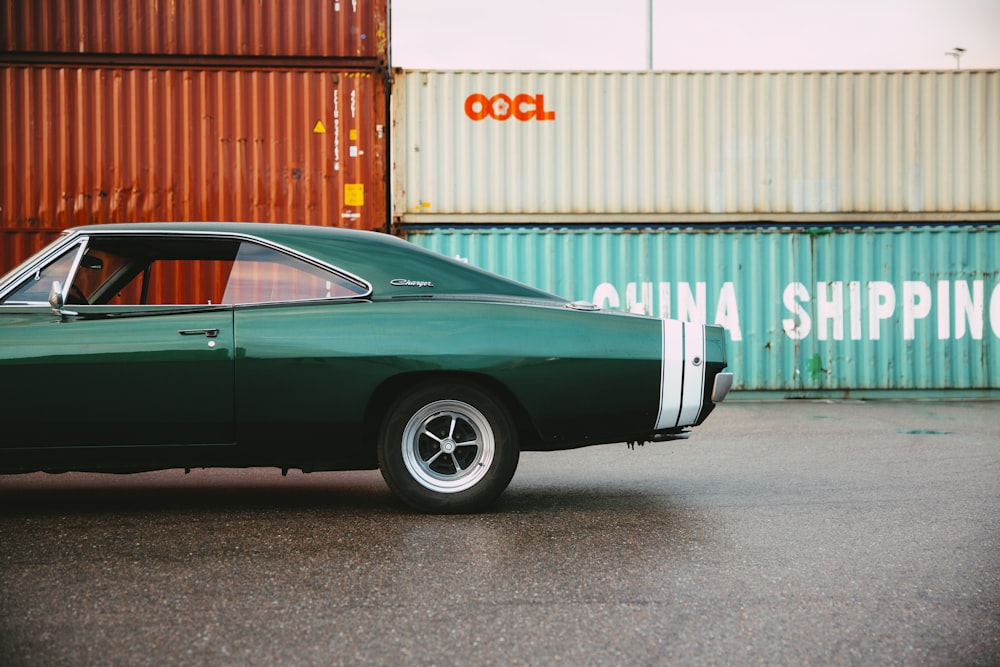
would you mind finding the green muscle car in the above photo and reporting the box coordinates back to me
[0,223,733,513]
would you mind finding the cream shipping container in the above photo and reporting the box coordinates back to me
[392,69,1000,224]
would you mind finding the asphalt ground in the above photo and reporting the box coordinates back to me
[1,400,998,666]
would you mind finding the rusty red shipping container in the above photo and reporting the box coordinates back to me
[0,65,388,271]
[1,0,387,62]
[0,229,64,279]
[0,1,390,275]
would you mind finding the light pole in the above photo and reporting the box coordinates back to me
[945,47,966,69]
[647,0,653,70]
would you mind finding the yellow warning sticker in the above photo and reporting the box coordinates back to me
[344,183,364,207]
[349,129,357,141]
[313,121,327,133]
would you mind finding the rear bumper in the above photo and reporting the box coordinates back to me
[712,372,734,403]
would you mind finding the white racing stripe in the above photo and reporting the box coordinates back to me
[677,321,706,426]
[656,320,708,430]
[655,319,685,430]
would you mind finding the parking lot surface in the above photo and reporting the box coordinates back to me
[1,400,998,666]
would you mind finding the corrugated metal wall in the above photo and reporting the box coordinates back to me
[0,1,390,274]
[1,0,388,60]
[1,65,386,233]
[393,70,1000,223]
[406,225,1000,395]
[0,229,64,279]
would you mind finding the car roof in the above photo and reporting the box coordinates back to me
[68,222,562,303]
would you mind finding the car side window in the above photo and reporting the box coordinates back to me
[58,235,366,307]
[0,244,82,304]
[66,238,239,306]
[222,242,367,304]
[2,234,367,307]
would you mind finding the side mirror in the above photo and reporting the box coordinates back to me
[48,281,77,317]
[48,280,64,311]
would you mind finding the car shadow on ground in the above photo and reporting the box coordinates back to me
[0,468,698,520]
[0,469,397,517]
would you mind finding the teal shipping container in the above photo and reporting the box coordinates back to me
[405,225,1000,397]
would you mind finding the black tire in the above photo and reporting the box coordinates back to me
[377,382,519,514]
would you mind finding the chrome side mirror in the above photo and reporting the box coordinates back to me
[48,281,77,317]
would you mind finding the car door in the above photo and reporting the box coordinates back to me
[225,241,372,461]
[0,236,236,457]
[0,305,235,450]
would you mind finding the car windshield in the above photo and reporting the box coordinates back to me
[0,243,83,304]
[0,233,73,287]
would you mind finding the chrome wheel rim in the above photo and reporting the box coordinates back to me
[401,399,495,493]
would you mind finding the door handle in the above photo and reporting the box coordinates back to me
[178,328,220,338]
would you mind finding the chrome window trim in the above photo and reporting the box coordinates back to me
[1,228,374,307]
[61,240,91,304]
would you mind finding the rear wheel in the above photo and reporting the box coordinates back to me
[377,383,519,513]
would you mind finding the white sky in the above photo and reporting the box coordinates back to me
[390,0,1000,71]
